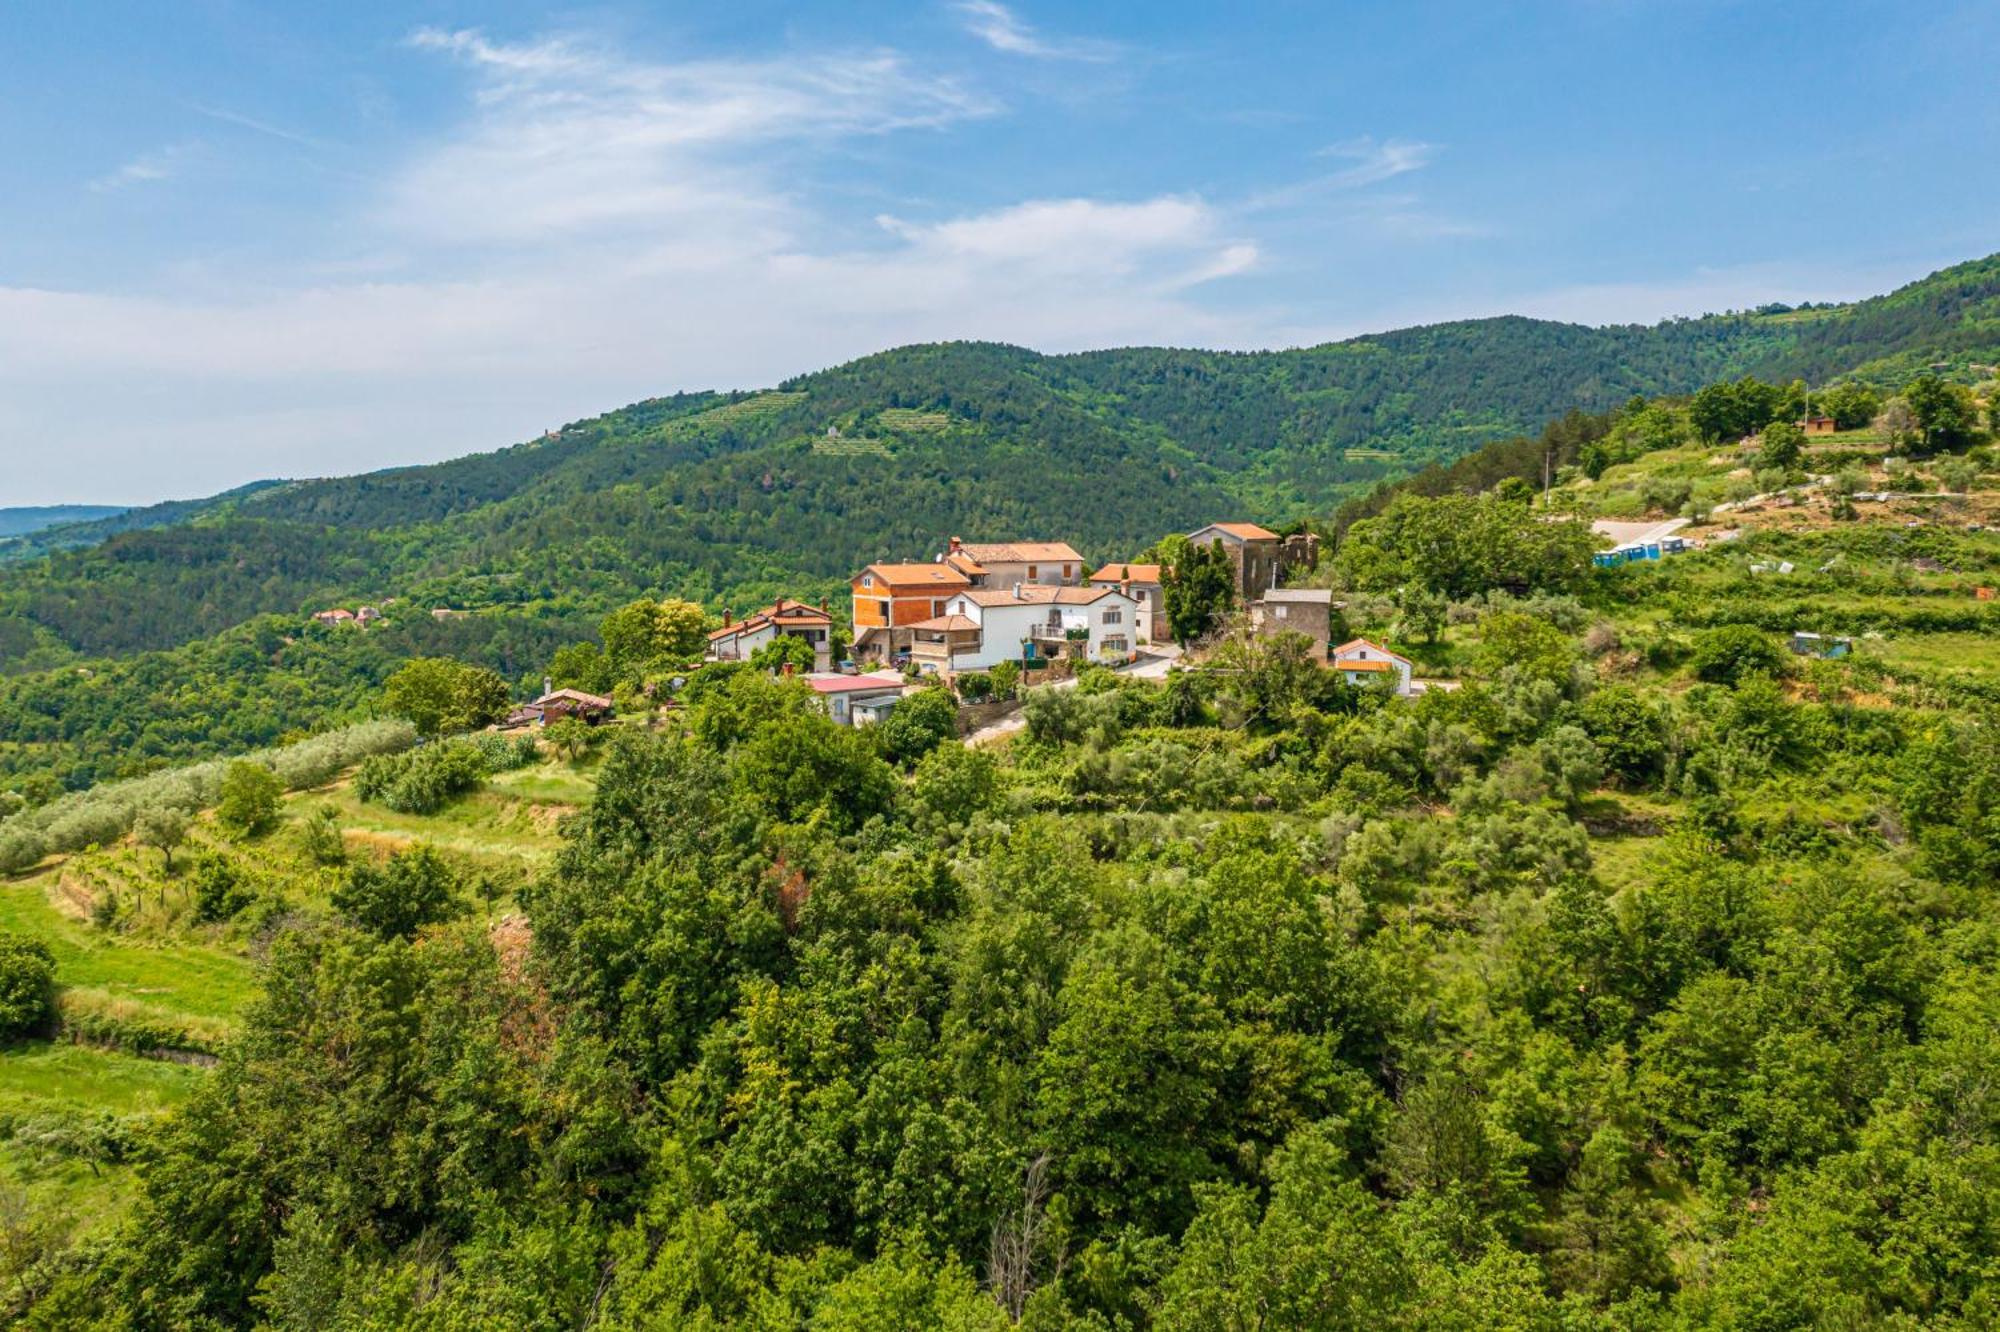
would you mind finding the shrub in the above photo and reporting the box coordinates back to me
[956,672,994,703]
[0,933,55,1039]
[217,762,283,837]
[354,739,492,815]
[1689,625,1785,686]
[989,661,1021,701]
[300,807,346,867]
[878,688,961,767]
[333,845,466,940]
[191,855,254,923]
[0,829,45,875]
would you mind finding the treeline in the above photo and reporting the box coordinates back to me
[0,720,413,872]
[0,611,584,791]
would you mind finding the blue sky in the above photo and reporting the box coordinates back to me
[4,0,1998,504]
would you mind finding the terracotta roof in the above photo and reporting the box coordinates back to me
[1196,521,1281,542]
[710,598,832,641]
[1089,562,1163,584]
[855,563,971,589]
[1337,659,1394,673]
[908,614,980,632]
[534,688,613,708]
[942,553,990,577]
[805,671,907,695]
[956,585,1126,607]
[1330,638,1411,668]
[954,541,1083,565]
[765,598,832,624]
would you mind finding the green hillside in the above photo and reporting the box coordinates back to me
[1,470,1995,1323]
[0,507,129,541]
[6,256,2000,681]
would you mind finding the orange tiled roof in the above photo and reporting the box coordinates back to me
[1200,521,1280,542]
[1089,562,1163,584]
[1337,660,1393,673]
[856,562,971,589]
[1331,638,1411,667]
[955,540,1083,565]
[908,614,980,632]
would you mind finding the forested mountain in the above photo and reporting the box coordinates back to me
[5,254,2000,681]
[0,507,128,539]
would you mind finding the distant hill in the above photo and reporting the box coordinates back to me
[0,504,129,539]
[5,253,2000,672]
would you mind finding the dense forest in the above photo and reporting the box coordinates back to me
[6,255,2000,681]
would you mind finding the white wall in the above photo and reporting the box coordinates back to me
[939,592,1140,670]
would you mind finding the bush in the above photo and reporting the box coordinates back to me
[877,687,960,766]
[0,828,45,875]
[354,739,493,815]
[191,855,254,923]
[300,807,346,867]
[216,762,283,837]
[956,672,994,703]
[333,845,466,940]
[1689,625,1785,686]
[989,661,1022,702]
[0,933,56,1039]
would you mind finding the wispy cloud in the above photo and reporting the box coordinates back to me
[191,104,325,149]
[1317,136,1438,187]
[952,1,1116,61]
[394,27,996,243]
[90,143,198,193]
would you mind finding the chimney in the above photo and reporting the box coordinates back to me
[1012,583,1023,600]
[949,536,963,554]
[820,598,829,613]
[1121,578,1131,597]
[542,676,552,697]
[722,608,732,626]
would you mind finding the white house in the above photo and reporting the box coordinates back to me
[805,670,907,725]
[1330,638,1413,695]
[910,585,1141,673]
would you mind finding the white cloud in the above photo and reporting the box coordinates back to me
[90,143,198,192]
[388,28,995,245]
[1318,136,1438,187]
[951,1,1115,61]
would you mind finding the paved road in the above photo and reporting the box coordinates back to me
[961,647,1181,746]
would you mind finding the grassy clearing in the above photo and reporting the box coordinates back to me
[0,871,255,1026]
[0,1041,202,1119]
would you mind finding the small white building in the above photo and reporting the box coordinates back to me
[1330,638,1413,695]
[910,585,1142,673]
[805,670,907,725]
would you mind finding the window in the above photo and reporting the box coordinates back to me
[933,600,946,616]
[1101,609,1122,625]
[1102,636,1128,654]
[1062,564,1072,578]
[1273,605,1288,619]
[1027,565,1038,579]
[862,574,875,588]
